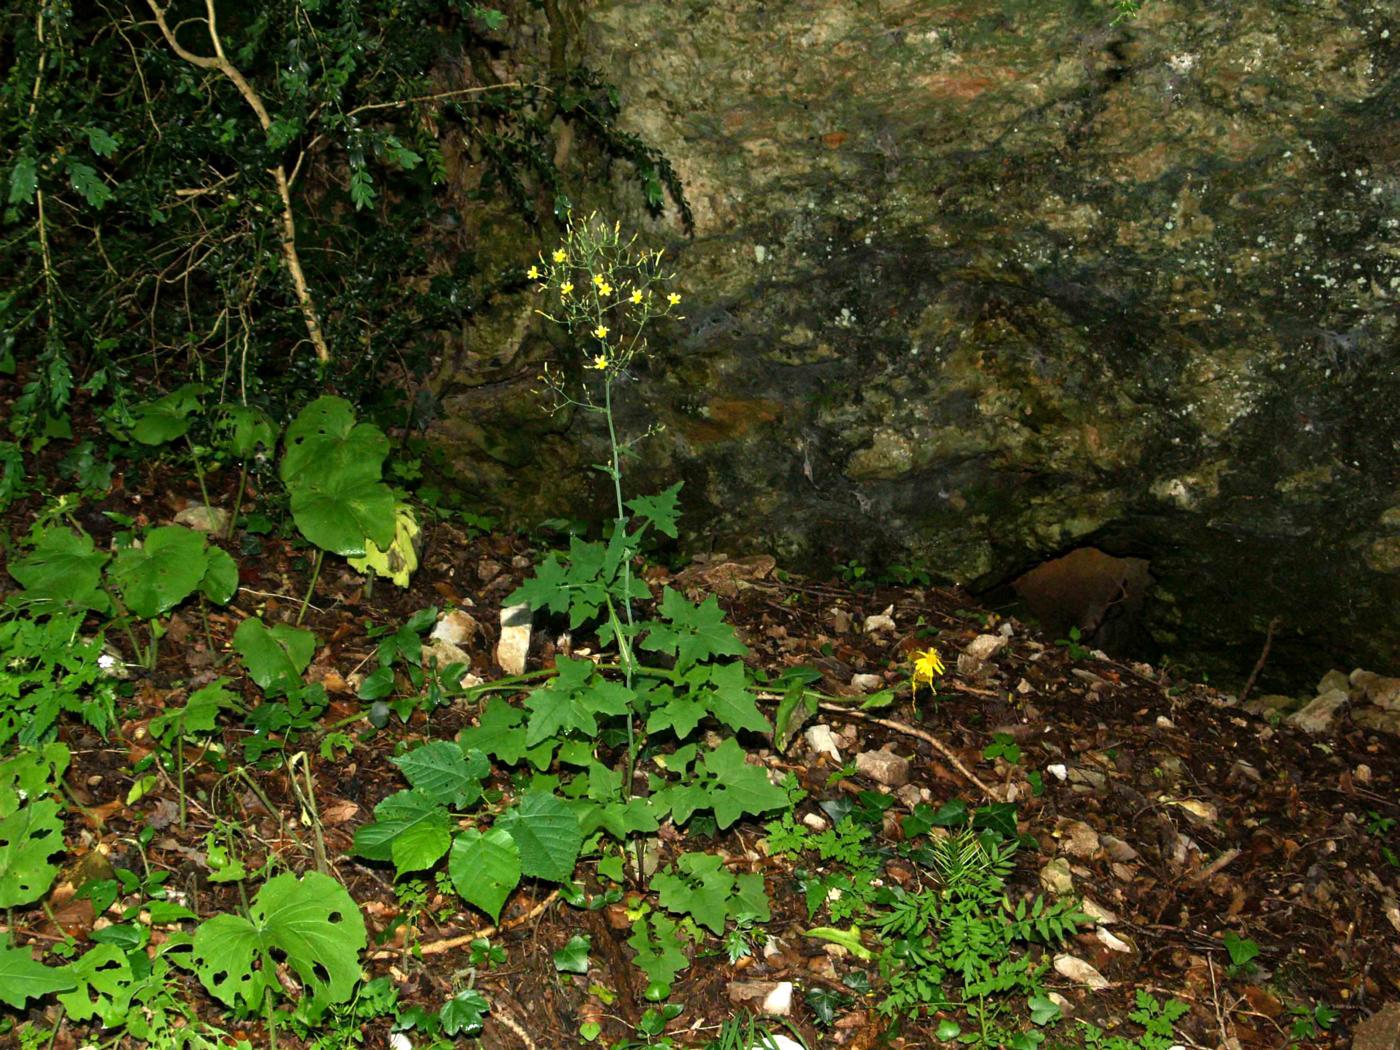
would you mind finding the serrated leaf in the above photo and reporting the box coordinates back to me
[641,588,748,671]
[440,988,490,1036]
[67,160,113,208]
[129,383,204,445]
[393,742,488,808]
[696,738,788,829]
[625,482,683,538]
[109,526,209,619]
[351,789,452,875]
[1028,991,1061,1026]
[85,127,120,157]
[190,872,365,1011]
[232,618,316,694]
[8,154,37,205]
[702,661,769,735]
[148,678,239,742]
[0,798,65,906]
[495,793,582,883]
[457,698,528,765]
[8,526,110,612]
[626,913,689,989]
[505,554,571,615]
[653,853,732,935]
[448,827,520,922]
[0,943,74,1008]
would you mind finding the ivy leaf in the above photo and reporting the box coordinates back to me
[109,526,209,619]
[232,618,316,694]
[457,698,527,766]
[190,872,365,1012]
[641,588,748,672]
[625,482,683,538]
[439,988,490,1036]
[148,679,239,743]
[553,933,591,974]
[129,383,205,444]
[0,943,74,1008]
[393,742,489,808]
[0,799,65,907]
[8,154,37,205]
[626,913,689,992]
[8,526,110,612]
[66,161,113,208]
[697,738,788,830]
[495,793,582,883]
[58,943,132,1024]
[351,789,452,875]
[448,828,520,923]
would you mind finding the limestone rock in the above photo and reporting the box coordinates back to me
[1285,689,1349,733]
[1352,670,1400,711]
[1058,821,1101,859]
[965,634,1008,662]
[850,672,883,693]
[1353,1002,1400,1050]
[804,724,842,762]
[1316,669,1351,695]
[856,749,909,787]
[1039,858,1074,896]
[432,609,481,648]
[174,504,230,534]
[495,603,531,675]
[1053,954,1109,990]
[863,606,896,634]
[727,980,793,1017]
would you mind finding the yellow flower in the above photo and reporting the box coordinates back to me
[527,264,541,280]
[552,249,567,263]
[599,282,613,296]
[593,325,609,339]
[592,274,605,287]
[560,282,574,296]
[630,290,643,304]
[667,292,681,305]
[911,647,945,695]
[590,354,609,370]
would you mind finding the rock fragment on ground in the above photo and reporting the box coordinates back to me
[1054,954,1109,989]
[174,504,230,533]
[804,724,842,761]
[1353,669,1400,710]
[1352,1001,1400,1050]
[856,748,910,787]
[1285,688,1349,733]
[496,602,531,675]
[1057,820,1101,858]
[850,672,883,692]
[727,979,793,1017]
[1039,858,1074,896]
[863,605,896,633]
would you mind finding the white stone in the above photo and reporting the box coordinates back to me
[1096,927,1133,953]
[863,605,896,633]
[1285,688,1349,733]
[495,603,532,675]
[804,724,842,761]
[432,609,480,647]
[856,749,910,787]
[1046,763,1068,781]
[964,633,1008,662]
[1081,898,1119,925]
[1053,954,1109,989]
[850,672,883,692]
[1039,858,1074,895]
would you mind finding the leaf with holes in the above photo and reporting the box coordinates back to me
[190,872,365,1012]
[0,799,64,907]
[351,789,453,875]
[280,396,389,485]
[495,793,583,883]
[448,828,521,922]
[58,943,133,1024]
[393,742,489,809]
[0,743,69,818]
[0,943,74,1009]
[109,526,210,620]
[8,527,110,613]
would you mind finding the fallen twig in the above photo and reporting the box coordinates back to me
[368,889,559,960]
[815,702,997,799]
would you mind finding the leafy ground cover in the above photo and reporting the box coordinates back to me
[1,438,1395,1047]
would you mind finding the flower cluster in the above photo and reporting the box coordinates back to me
[528,213,682,406]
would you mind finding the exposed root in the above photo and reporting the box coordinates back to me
[369,889,559,961]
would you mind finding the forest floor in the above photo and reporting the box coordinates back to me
[6,469,1400,1050]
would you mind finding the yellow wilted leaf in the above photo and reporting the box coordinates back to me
[348,503,420,587]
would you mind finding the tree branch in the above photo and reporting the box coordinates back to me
[145,0,331,363]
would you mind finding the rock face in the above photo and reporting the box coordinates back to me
[432,0,1400,687]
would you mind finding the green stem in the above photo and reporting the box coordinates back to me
[99,582,146,667]
[263,974,279,1050]
[296,549,325,626]
[176,721,187,829]
[184,436,214,513]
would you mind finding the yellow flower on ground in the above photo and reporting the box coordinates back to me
[667,292,681,305]
[527,264,541,280]
[911,647,945,695]
[599,282,613,296]
[590,354,609,370]
[552,249,567,263]
[560,281,574,296]
[630,290,643,304]
[593,324,609,339]
[592,274,605,287]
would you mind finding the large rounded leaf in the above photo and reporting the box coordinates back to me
[290,475,396,556]
[494,793,583,883]
[449,828,521,922]
[129,383,206,445]
[280,396,389,486]
[190,871,366,1012]
[0,798,64,907]
[8,527,110,613]
[109,526,208,620]
[231,618,316,693]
